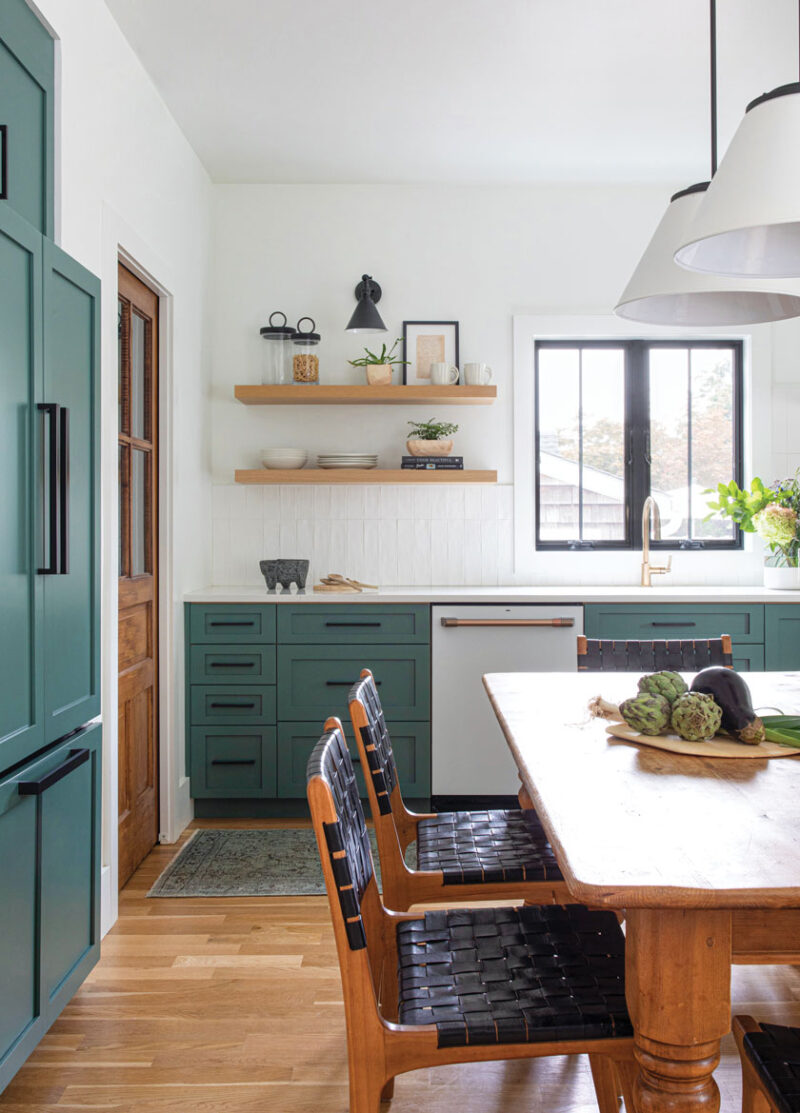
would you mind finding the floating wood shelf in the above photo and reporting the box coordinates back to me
[234,384,496,405]
[235,468,497,485]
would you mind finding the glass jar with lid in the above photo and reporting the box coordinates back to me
[259,311,296,384]
[292,317,321,384]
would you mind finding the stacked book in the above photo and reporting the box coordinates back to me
[401,455,464,470]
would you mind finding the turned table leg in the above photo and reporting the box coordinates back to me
[625,909,732,1113]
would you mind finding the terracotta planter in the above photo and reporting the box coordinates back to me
[365,364,393,386]
[406,438,453,457]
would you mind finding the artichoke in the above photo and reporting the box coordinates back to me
[670,692,722,742]
[637,671,688,705]
[619,693,671,736]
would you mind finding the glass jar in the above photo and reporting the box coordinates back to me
[259,311,296,384]
[292,317,321,384]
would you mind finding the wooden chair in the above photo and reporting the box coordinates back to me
[348,669,569,911]
[307,719,636,1113]
[577,634,733,672]
[733,1015,800,1113]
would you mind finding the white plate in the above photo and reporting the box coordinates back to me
[317,462,378,469]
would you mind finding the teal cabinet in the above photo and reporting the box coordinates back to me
[0,724,101,1093]
[0,203,44,771]
[189,604,276,644]
[584,604,764,644]
[278,604,429,644]
[190,686,277,726]
[765,606,800,671]
[0,0,54,235]
[190,727,277,798]
[277,645,430,722]
[42,242,101,744]
[189,644,276,685]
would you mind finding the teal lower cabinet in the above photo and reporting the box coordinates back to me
[765,605,800,670]
[190,727,277,798]
[0,723,101,1093]
[190,686,277,725]
[277,721,431,800]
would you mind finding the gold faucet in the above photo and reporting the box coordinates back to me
[641,496,672,587]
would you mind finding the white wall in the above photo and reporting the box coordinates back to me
[210,183,796,588]
[30,0,212,928]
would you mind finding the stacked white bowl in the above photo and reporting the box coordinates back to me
[261,448,308,470]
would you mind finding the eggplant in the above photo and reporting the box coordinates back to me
[690,667,764,744]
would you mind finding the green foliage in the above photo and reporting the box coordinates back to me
[348,338,409,368]
[705,470,800,566]
[407,418,459,441]
[703,478,772,533]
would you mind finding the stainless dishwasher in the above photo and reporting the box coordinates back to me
[431,604,583,796]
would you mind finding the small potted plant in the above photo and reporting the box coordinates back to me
[348,338,408,386]
[406,418,459,457]
[705,472,800,588]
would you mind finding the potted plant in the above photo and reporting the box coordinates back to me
[348,338,408,386]
[705,473,800,588]
[406,418,459,457]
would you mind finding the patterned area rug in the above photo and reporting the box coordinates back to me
[148,827,415,898]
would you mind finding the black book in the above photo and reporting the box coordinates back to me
[401,459,464,470]
[401,455,463,466]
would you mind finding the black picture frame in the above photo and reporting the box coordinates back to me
[402,320,460,385]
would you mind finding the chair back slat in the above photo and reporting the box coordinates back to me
[349,670,399,815]
[577,635,733,672]
[307,724,374,950]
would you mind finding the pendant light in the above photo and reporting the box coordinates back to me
[675,3,800,277]
[345,274,387,333]
[615,1,800,325]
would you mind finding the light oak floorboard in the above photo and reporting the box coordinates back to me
[2,820,800,1113]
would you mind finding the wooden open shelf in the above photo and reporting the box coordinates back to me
[235,468,497,485]
[234,384,496,406]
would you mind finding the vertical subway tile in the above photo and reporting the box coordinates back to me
[380,486,399,520]
[396,486,414,518]
[212,519,231,584]
[395,519,414,584]
[362,520,380,584]
[463,519,482,584]
[430,519,450,584]
[279,520,298,555]
[262,484,281,520]
[363,486,380,519]
[497,485,514,520]
[378,518,399,585]
[313,484,332,520]
[329,486,348,520]
[346,486,365,519]
[413,486,434,519]
[295,485,315,519]
[463,486,483,519]
[411,519,432,585]
[345,519,365,580]
[212,484,232,521]
[243,486,264,518]
[279,486,298,521]
[445,486,465,520]
[481,519,499,585]
[481,485,499,521]
[445,518,466,585]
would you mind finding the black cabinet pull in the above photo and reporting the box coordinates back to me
[209,661,255,668]
[18,747,90,796]
[210,701,256,709]
[324,621,381,628]
[650,621,696,628]
[350,753,361,765]
[37,402,60,575]
[0,126,7,200]
[209,621,255,627]
[59,406,69,574]
[211,759,256,766]
[325,679,381,686]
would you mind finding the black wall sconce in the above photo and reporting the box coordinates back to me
[345,274,387,333]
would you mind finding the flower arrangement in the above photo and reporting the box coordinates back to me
[706,473,800,567]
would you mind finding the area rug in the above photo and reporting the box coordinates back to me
[148,827,415,898]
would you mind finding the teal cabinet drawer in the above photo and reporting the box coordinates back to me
[277,646,430,721]
[277,721,430,799]
[190,727,277,798]
[188,603,275,644]
[765,605,800,670]
[190,685,276,725]
[189,644,276,685]
[732,646,764,672]
[277,605,429,644]
[584,604,764,644]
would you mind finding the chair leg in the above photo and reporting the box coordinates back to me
[741,1051,773,1113]
[611,1055,638,1113]
[589,1053,622,1113]
[380,1077,395,1102]
[349,1065,387,1113]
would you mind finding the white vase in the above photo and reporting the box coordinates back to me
[763,564,800,590]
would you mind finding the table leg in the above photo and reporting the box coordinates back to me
[625,909,731,1113]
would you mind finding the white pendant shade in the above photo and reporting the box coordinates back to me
[675,84,800,278]
[615,186,800,325]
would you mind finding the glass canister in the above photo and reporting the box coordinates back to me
[259,311,296,384]
[292,317,321,384]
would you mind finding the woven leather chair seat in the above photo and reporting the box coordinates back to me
[416,809,564,885]
[744,1024,800,1113]
[398,903,632,1049]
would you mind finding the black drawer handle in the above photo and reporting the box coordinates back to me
[209,621,255,627]
[324,621,381,628]
[351,753,361,765]
[650,622,697,628]
[209,661,255,668]
[211,759,256,766]
[18,748,90,796]
[325,679,382,687]
[210,701,257,709]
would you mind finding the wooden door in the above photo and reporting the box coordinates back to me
[117,265,159,888]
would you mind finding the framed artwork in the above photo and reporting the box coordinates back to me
[402,321,459,385]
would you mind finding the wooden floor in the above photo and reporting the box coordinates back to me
[4,819,800,1113]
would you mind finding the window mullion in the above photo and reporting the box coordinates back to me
[627,340,649,550]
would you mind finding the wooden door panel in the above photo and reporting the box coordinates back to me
[117,264,158,888]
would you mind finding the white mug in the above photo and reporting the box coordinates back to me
[463,362,493,385]
[429,362,459,385]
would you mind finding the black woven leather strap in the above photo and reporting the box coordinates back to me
[578,637,732,672]
[744,1024,800,1113]
[417,809,563,884]
[349,672,397,815]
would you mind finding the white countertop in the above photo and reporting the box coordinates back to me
[184,584,800,604]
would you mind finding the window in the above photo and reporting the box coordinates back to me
[534,339,742,550]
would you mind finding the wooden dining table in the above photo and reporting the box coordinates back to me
[483,670,800,1113]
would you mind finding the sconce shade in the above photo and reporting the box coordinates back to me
[345,274,387,333]
[675,84,800,278]
[615,184,800,325]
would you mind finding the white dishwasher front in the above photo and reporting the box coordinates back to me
[431,604,583,795]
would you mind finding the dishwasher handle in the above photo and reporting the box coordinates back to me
[440,617,575,628]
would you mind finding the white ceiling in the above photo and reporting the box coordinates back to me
[104,0,800,185]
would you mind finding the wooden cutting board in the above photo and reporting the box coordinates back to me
[605,721,798,759]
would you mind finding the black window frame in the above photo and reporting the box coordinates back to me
[533,338,744,552]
